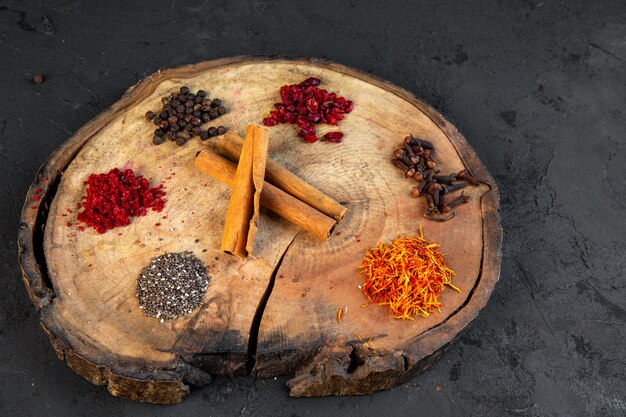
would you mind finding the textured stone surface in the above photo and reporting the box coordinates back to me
[0,0,624,416]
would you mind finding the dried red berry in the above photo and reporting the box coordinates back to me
[323,132,344,143]
[263,117,277,127]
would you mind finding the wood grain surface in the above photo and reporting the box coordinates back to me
[18,57,501,403]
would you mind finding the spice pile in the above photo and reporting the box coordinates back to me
[136,252,210,321]
[262,77,353,143]
[359,228,458,319]
[392,134,478,222]
[145,86,227,146]
[76,168,166,234]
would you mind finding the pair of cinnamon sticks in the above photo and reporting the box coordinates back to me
[195,125,347,259]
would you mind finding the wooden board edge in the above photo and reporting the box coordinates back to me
[39,322,193,404]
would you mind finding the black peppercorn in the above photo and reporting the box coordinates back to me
[208,127,218,137]
[185,107,193,114]
[185,123,193,132]
[168,131,177,141]
[200,131,209,140]
[194,96,203,104]
[185,100,194,108]
[176,105,185,113]
[201,113,211,122]
[191,118,202,126]
[154,128,164,137]
[153,117,162,125]
[202,98,211,106]
[180,86,190,95]
[153,135,164,145]
[211,98,222,107]
[32,73,45,84]
[217,106,226,115]
[208,109,218,119]
[192,126,202,135]
[202,104,212,112]
[217,126,227,135]
[161,97,170,105]
[197,90,206,97]
[167,115,178,124]
[170,124,180,132]
[176,136,187,146]
[145,111,155,120]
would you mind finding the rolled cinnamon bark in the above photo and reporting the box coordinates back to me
[221,125,268,258]
[219,132,347,222]
[195,150,337,241]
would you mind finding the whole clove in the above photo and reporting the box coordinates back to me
[442,182,467,194]
[398,153,414,168]
[456,169,479,186]
[404,143,419,165]
[427,182,443,208]
[393,148,405,159]
[441,193,470,213]
[433,173,457,184]
[392,159,409,172]
[423,193,438,215]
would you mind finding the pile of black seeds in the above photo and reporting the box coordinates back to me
[136,251,210,321]
[145,85,228,146]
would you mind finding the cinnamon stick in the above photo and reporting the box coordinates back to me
[195,150,337,241]
[221,125,269,258]
[219,131,347,222]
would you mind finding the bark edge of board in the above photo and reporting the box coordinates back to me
[17,56,502,403]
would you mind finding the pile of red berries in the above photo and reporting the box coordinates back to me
[262,77,353,143]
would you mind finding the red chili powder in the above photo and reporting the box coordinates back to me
[76,168,166,234]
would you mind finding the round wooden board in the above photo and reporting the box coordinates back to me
[18,57,501,404]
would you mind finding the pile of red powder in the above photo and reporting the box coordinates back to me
[76,168,166,234]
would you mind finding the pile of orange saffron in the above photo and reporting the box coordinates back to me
[359,227,459,320]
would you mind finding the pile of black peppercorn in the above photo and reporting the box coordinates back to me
[145,86,227,146]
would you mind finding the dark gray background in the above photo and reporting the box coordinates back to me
[1,1,624,416]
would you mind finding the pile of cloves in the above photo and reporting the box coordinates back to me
[392,134,479,222]
[145,86,228,146]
